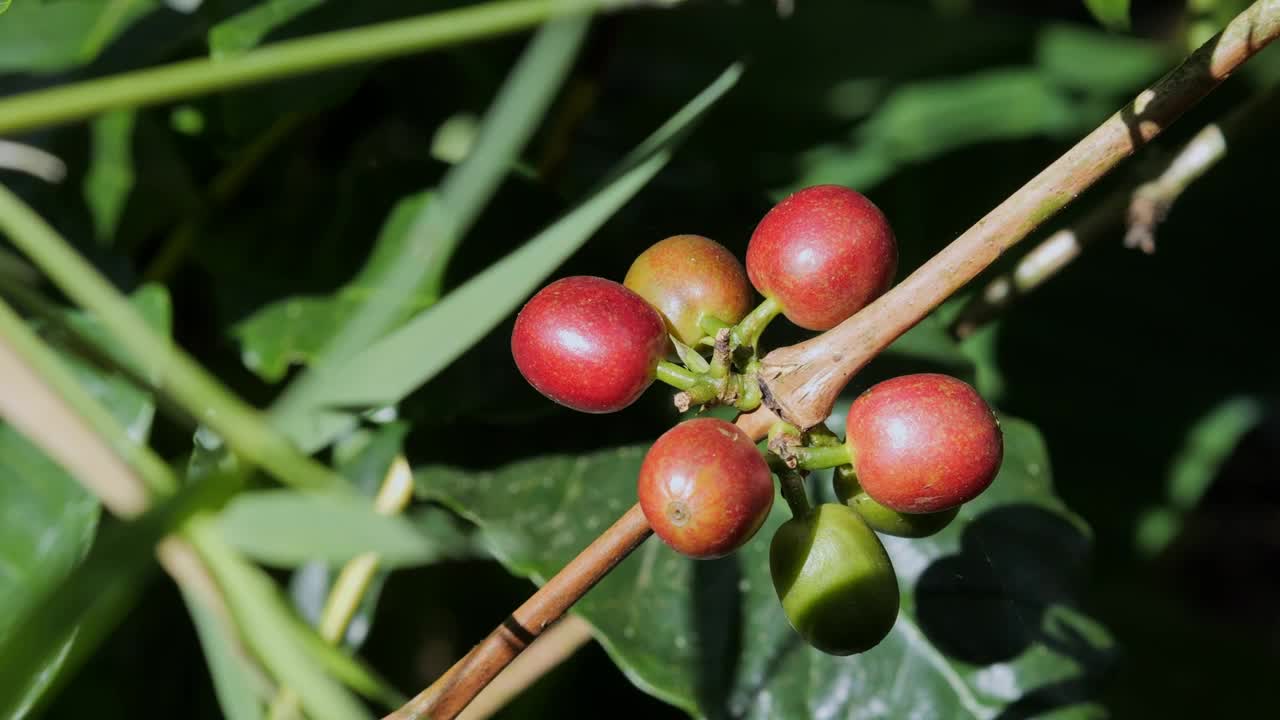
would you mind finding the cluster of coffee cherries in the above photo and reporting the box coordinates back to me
[511,185,1003,656]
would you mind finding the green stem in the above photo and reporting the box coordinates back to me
[793,444,852,471]
[655,360,699,390]
[778,469,811,518]
[0,183,343,492]
[697,314,732,339]
[0,0,614,135]
[730,295,782,350]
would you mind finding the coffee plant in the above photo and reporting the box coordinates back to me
[2,2,1278,720]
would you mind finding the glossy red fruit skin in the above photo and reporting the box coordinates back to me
[638,418,775,559]
[511,276,667,413]
[746,185,897,330]
[844,374,1002,514]
[623,235,753,346]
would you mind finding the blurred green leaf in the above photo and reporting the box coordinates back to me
[789,68,1082,193]
[232,193,433,383]
[1083,0,1131,31]
[185,590,269,720]
[209,0,327,58]
[189,520,373,720]
[0,286,170,717]
[0,428,100,719]
[284,616,405,709]
[1135,396,1264,557]
[0,1,11,16]
[218,490,439,568]
[272,63,744,452]
[1035,25,1166,94]
[287,422,409,650]
[0,471,239,720]
[266,15,590,422]
[84,111,136,246]
[0,0,160,73]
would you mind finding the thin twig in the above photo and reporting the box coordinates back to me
[392,4,1280,717]
[0,140,67,183]
[756,0,1280,429]
[951,82,1280,339]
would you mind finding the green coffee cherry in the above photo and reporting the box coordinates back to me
[834,465,958,539]
[769,503,899,655]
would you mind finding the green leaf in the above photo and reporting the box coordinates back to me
[1035,25,1167,95]
[0,0,160,73]
[0,1,11,17]
[0,428,100,719]
[0,286,170,716]
[188,520,373,720]
[185,590,270,720]
[287,422,409,650]
[271,63,744,452]
[218,490,440,568]
[232,192,433,383]
[208,0,328,58]
[1083,0,1131,31]
[0,472,240,719]
[83,111,136,245]
[265,15,590,411]
[284,616,406,709]
[788,68,1082,194]
[1135,396,1264,557]
[416,417,1111,718]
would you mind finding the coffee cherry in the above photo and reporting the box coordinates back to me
[746,185,897,330]
[844,374,1002,514]
[624,234,753,346]
[769,503,899,655]
[834,466,958,538]
[638,418,774,559]
[511,276,667,413]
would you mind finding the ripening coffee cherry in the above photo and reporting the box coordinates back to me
[511,276,667,413]
[638,418,774,559]
[624,234,753,346]
[770,503,899,655]
[844,374,1002,514]
[746,185,897,330]
[834,466,958,538]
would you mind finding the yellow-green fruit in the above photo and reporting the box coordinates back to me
[834,466,958,539]
[623,234,753,346]
[769,503,899,655]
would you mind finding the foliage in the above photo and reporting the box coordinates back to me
[1,1,1278,719]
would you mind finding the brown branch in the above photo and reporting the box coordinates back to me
[386,505,652,720]
[392,2,1280,717]
[757,0,1280,429]
[457,616,595,720]
[951,81,1280,339]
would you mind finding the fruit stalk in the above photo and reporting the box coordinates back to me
[391,4,1280,715]
[755,0,1280,429]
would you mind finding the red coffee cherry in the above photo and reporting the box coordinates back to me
[511,276,667,413]
[624,234,753,346]
[844,374,1002,514]
[638,418,775,559]
[746,185,897,330]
